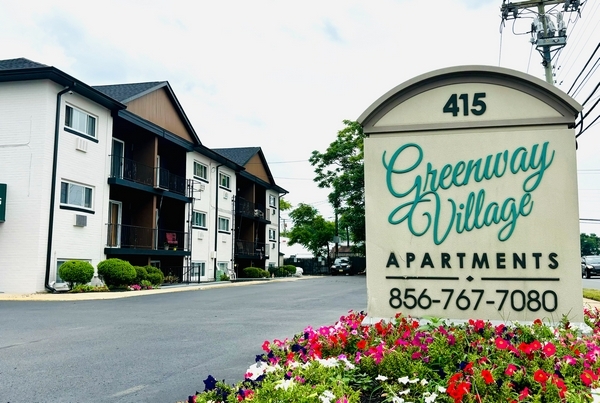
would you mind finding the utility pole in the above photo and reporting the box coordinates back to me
[500,0,581,85]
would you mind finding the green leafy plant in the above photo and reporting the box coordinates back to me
[97,258,136,287]
[144,265,164,286]
[58,260,94,288]
[133,266,148,284]
[242,267,269,278]
[68,284,109,293]
[163,274,179,284]
[219,273,230,281]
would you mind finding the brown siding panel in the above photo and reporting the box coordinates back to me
[126,89,194,142]
[245,154,269,183]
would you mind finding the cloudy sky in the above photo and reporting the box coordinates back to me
[1,0,598,233]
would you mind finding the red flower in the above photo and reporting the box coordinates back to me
[519,387,530,401]
[505,364,518,376]
[533,318,543,325]
[542,342,556,357]
[534,369,549,384]
[261,340,270,352]
[495,337,509,350]
[481,369,494,384]
[529,340,542,351]
[581,369,598,386]
[356,339,367,350]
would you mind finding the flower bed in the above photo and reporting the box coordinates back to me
[183,308,600,403]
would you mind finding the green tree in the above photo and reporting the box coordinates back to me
[581,233,600,256]
[309,120,365,254]
[287,203,335,260]
[279,197,292,211]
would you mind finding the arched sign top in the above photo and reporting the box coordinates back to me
[358,65,581,134]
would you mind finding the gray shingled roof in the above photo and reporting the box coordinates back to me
[213,147,262,166]
[93,82,166,103]
[0,57,48,70]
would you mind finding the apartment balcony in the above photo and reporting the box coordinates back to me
[109,155,188,197]
[105,224,189,256]
[236,198,270,223]
[234,239,268,259]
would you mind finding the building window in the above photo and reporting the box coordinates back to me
[269,194,276,208]
[192,211,207,228]
[269,228,276,241]
[191,262,205,277]
[65,105,96,138]
[219,173,231,190]
[218,262,229,274]
[60,181,93,210]
[218,216,230,232]
[193,161,208,181]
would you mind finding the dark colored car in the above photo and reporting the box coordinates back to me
[330,257,354,275]
[582,256,600,278]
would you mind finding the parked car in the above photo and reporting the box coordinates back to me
[330,257,354,275]
[582,256,600,278]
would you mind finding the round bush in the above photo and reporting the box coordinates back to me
[283,265,297,276]
[242,267,270,278]
[133,266,148,284]
[145,265,164,285]
[58,260,94,287]
[97,258,136,287]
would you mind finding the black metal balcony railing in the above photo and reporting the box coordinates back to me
[110,155,187,195]
[235,239,267,259]
[236,198,268,221]
[106,223,188,251]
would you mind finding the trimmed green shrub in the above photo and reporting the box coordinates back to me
[133,266,148,284]
[144,265,164,285]
[242,267,269,278]
[219,273,230,281]
[58,260,94,288]
[283,265,297,276]
[97,258,136,287]
[69,284,110,293]
[268,266,284,277]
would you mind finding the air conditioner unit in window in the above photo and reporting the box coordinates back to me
[199,183,206,191]
[74,214,87,227]
[221,235,227,243]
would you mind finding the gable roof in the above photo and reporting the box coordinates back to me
[93,81,166,103]
[213,147,261,166]
[214,147,287,194]
[0,57,125,111]
[94,81,201,145]
[0,57,48,70]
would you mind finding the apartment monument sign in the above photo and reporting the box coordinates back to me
[359,66,583,322]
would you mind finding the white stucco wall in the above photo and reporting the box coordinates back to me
[0,80,112,294]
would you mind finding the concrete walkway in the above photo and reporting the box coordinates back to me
[0,277,310,301]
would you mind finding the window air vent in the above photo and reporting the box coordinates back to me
[75,214,87,227]
[76,137,88,153]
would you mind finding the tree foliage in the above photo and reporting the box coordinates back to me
[309,120,365,254]
[279,197,292,211]
[287,203,334,259]
[581,233,600,256]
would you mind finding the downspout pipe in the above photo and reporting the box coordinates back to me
[213,164,223,280]
[45,85,73,292]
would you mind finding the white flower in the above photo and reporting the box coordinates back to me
[420,379,428,386]
[408,378,419,384]
[265,364,280,373]
[319,390,336,403]
[398,389,410,395]
[376,375,388,381]
[391,397,404,403]
[437,386,446,393]
[398,376,410,384]
[424,392,438,403]
[317,357,339,368]
[274,379,294,391]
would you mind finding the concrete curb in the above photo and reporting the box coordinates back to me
[0,276,317,301]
